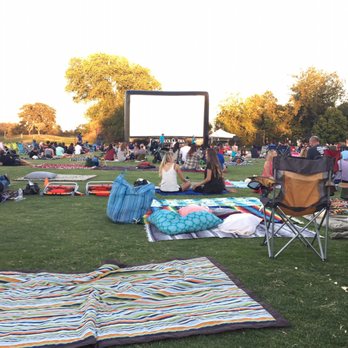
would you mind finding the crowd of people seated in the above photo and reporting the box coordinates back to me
[259,136,348,199]
[26,140,92,159]
[100,142,148,162]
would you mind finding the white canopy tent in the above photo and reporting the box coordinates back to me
[209,129,236,140]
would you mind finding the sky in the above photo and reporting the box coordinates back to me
[0,0,348,130]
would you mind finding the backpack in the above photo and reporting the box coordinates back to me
[23,182,40,195]
[85,156,99,167]
[136,161,156,169]
[0,175,10,193]
[107,174,155,224]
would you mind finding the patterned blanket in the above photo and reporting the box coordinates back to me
[33,163,89,169]
[15,174,96,181]
[225,180,249,189]
[151,197,282,222]
[0,258,288,347]
[155,188,230,196]
[145,219,315,242]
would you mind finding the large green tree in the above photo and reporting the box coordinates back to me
[338,102,348,119]
[215,95,255,143]
[65,53,161,140]
[245,91,292,143]
[312,107,348,144]
[215,91,292,144]
[18,103,57,135]
[290,67,345,138]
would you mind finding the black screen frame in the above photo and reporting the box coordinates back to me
[124,90,209,146]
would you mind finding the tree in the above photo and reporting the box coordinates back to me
[338,102,348,118]
[0,123,17,137]
[215,92,292,145]
[65,53,161,141]
[290,67,345,138]
[245,91,292,143]
[215,95,256,144]
[18,103,57,135]
[312,107,348,144]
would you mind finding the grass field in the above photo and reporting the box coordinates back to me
[0,134,76,144]
[0,158,347,348]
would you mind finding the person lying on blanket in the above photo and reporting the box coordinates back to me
[192,148,236,193]
[159,152,191,192]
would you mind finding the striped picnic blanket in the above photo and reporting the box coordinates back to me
[145,219,315,242]
[151,197,282,222]
[33,163,89,169]
[0,258,288,347]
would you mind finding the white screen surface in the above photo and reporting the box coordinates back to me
[128,94,206,137]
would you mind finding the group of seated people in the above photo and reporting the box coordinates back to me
[158,148,227,194]
[102,142,147,161]
[27,140,91,159]
[0,146,21,166]
[261,136,348,179]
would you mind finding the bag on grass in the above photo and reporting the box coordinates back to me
[0,175,10,193]
[107,174,155,224]
[85,156,99,167]
[23,181,40,195]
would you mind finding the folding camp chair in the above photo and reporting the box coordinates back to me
[86,181,113,196]
[252,156,333,261]
[43,182,79,196]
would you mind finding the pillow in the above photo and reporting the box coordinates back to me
[24,171,57,180]
[218,213,262,236]
[178,204,211,216]
[148,209,222,235]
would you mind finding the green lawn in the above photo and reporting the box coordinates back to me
[0,159,347,348]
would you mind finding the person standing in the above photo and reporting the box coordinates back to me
[159,133,165,146]
[77,132,83,144]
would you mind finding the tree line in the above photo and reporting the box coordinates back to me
[2,53,347,145]
[216,67,348,145]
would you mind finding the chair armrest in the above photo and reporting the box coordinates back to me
[248,176,276,188]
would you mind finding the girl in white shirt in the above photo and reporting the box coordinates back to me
[159,152,191,192]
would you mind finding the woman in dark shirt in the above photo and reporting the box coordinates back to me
[192,148,225,193]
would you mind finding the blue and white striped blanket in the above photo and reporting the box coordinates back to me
[0,258,288,347]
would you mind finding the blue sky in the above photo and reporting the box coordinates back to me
[0,0,347,129]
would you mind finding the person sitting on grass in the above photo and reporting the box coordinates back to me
[192,148,226,194]
[74,142,83,155]
[66,143,75,155]
[136,144,147,161]
[104,144,116,161]
[215,146,227,172]
[117,142,127,161]
[43,145,54,159]
[159,152,191,193]
[181,144,201,171]
[55,143,65,158]
[262,149,277,178]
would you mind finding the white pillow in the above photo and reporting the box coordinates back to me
[218,213,262,236]
[24,171,57,179]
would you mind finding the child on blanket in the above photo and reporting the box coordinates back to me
[159,152,191,192]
